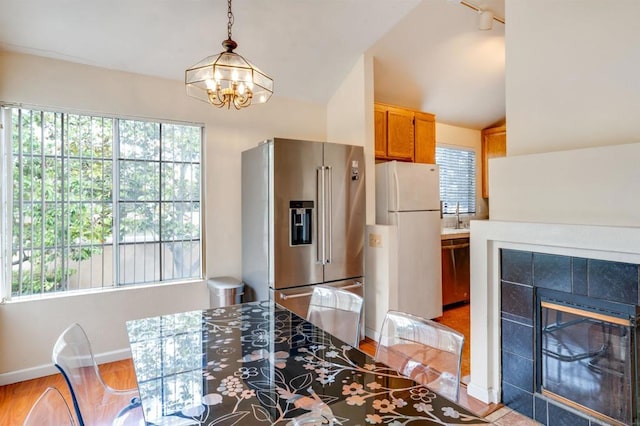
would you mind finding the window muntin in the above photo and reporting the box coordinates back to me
[436,146,476,215]
[4,107,202,299]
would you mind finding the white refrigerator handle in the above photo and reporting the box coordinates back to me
[393,168,400,211]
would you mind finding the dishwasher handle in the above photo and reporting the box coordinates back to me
[442,242,469,250]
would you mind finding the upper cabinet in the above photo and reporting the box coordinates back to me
[374,103,435,164]
[481,124,506,198]
[414,111,436,164]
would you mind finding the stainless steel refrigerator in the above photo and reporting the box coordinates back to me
[241,138,365,318]
[375,160,442,320]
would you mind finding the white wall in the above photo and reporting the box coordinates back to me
[0,51,327,383]
[435,123,488,220]
[468,0,640,403]
[327,54,375,225]
[506,0,640,155]
[490,0,640,226]
[490,142,640,226]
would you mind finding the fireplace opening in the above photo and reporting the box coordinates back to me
[536,289,639,426]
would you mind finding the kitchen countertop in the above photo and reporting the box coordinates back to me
[441,227,470,240]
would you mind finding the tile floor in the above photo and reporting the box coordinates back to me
[485,406,543,425]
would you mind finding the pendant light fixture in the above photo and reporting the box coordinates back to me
[185,0,273,109]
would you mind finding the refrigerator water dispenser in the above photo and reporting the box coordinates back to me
[290,200,313,246]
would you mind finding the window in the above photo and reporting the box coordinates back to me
[1,107,202,299]
[436,146,476,215]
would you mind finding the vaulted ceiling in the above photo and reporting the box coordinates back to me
[0,0,505,129]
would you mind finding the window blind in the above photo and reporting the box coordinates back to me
[436,146,476,214]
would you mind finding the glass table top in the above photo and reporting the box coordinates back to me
[126,301,489,425]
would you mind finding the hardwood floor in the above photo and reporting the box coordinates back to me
[0,359,137,425]
[437,302,471,379]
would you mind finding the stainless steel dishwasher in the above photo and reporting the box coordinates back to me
[441,237,470,306]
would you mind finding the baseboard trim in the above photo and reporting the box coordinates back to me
[364,327,379,341]
[0,348,131,386]
[466,382,500,405]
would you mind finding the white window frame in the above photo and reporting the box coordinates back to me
[0,104,204,301]
[436,144,477,215]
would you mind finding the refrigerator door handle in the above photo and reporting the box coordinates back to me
[337,281,362,290]
[317,166,326,265]
[326,166,333,264]
[280,291,313,300]
[279,281,363,300]
[393,168,400,211]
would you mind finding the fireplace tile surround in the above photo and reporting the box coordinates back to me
[468,220,640,426]
[500,249,638,424]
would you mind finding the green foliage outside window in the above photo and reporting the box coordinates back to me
[9,108,202,298]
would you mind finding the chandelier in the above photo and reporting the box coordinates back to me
[185,0,273,109]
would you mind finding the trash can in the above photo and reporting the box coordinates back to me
[207,277,244,308]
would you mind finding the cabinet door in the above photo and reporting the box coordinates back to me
[386,107,414,161]
[481,125,506,198]
[374,104,388,158]
[414,111,436,164]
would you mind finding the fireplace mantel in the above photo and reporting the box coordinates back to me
[467,219,640,404]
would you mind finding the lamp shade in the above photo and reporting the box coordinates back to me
[185,50,274,108]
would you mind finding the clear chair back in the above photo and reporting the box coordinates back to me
[23,386,75,426]
[52,323,142,426]
[375,310,464,402]
[306,285,363,347]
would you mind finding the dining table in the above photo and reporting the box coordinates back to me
[126,301,490,425]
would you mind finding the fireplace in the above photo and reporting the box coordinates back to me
[538,289,638,425]
[500,249,640,425]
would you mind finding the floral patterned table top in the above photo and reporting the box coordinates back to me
[126,301,490,425]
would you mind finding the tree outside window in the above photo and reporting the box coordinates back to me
[6,108,202,298]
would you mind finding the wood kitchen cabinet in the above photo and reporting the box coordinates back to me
[414,111,436,164]
[374,103,435,164]
[481,124,506,198]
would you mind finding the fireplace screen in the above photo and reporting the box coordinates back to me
[540,300,636,425]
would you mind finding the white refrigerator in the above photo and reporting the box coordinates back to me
[374,161,442,321]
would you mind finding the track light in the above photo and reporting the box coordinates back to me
[478,10,494,30]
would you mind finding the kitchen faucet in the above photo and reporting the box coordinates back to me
[455,202,463,229]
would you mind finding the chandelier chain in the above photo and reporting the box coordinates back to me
[227,0,234,40]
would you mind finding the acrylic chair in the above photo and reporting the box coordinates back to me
[23,386,75,426]
[306,285,364,347]
[374,310,464,402]
[52,323,144,426]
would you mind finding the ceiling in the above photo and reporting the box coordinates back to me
[0,0,505,130]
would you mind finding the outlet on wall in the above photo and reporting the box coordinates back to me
[369,233,382,248]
